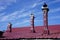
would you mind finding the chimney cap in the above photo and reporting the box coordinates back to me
[42,3,49,11]
[8,22,12,24]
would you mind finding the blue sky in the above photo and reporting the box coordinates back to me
[0,0,60,31]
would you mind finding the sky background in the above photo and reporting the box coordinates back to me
[0,0,60,31]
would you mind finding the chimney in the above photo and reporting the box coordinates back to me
[30,13,35,33]
[7,22,12,32]
[42,3,50,35]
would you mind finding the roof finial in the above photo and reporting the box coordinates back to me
[43,2,47,7]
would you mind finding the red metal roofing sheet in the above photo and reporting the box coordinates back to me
[0,25,60,39]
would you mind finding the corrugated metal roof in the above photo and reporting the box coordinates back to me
[0,25,60,39]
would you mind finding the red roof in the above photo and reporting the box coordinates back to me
[0,25,60,39]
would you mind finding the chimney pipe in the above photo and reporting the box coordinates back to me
[30,13,35,33]
[7,22,12,32]
[42,3,50,35]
